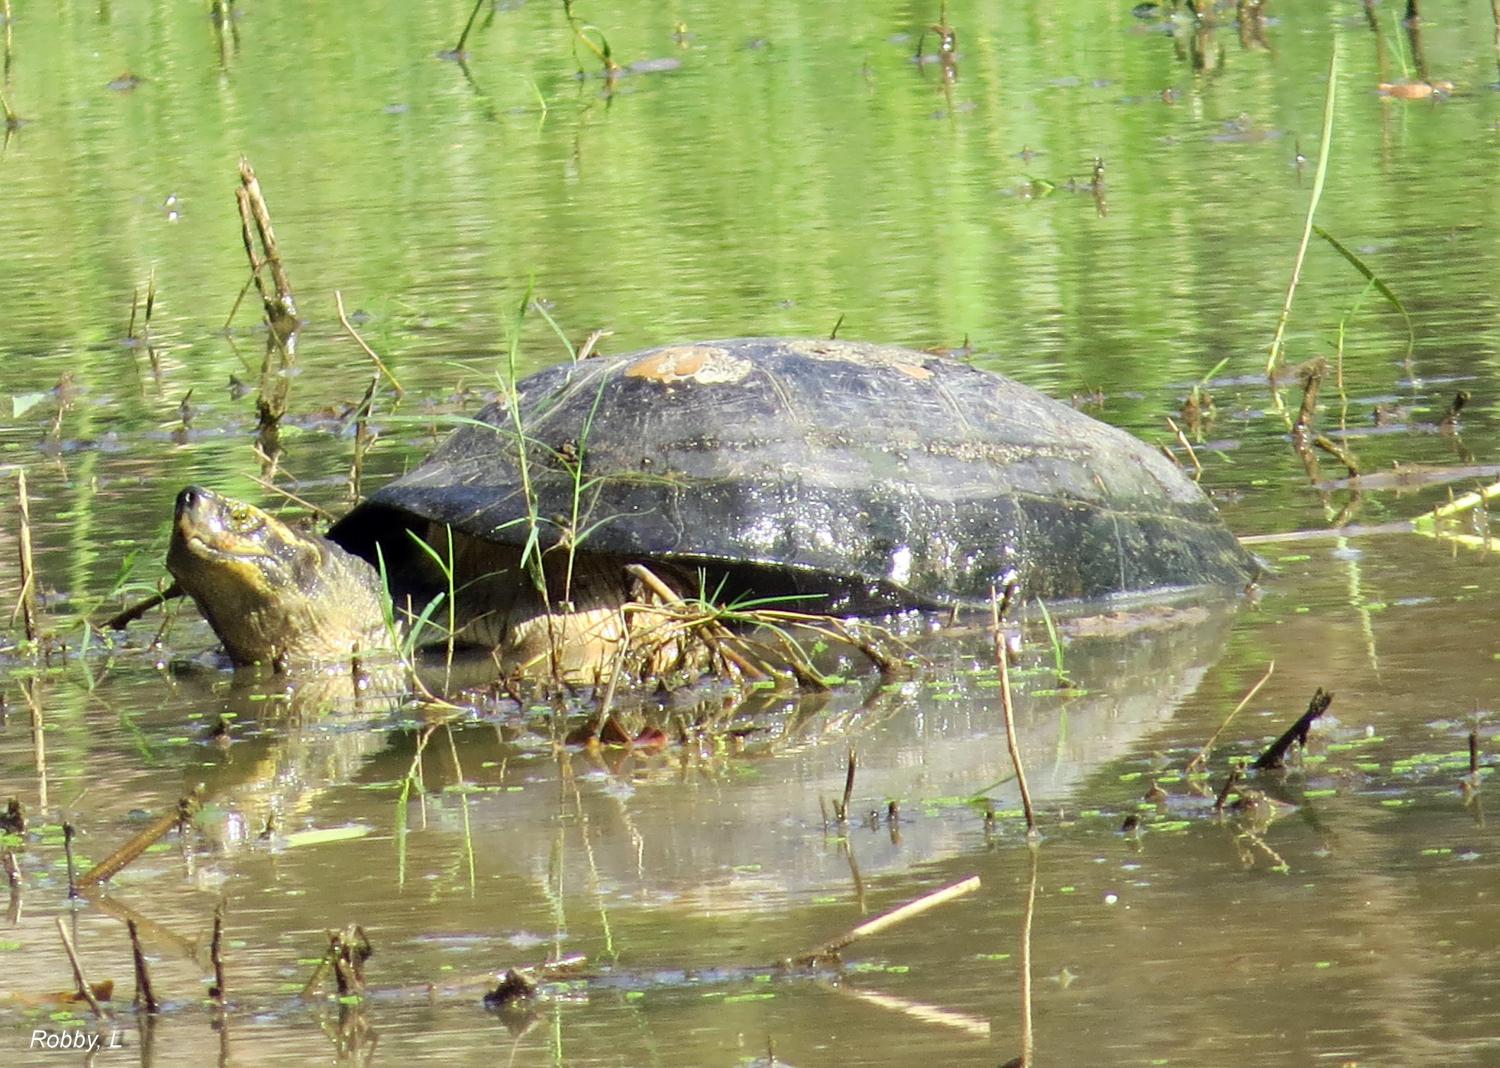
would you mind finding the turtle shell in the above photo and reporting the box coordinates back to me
[328,338,1254,610]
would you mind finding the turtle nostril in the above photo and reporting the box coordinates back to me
[177,486,205,513]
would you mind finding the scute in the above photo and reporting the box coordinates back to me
[327,338,1254,610]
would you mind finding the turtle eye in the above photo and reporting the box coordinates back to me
[227,504,258,532]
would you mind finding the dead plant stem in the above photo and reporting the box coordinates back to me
[991,587,1036,836]
[1187,661,1275,773]
[55,917,107,1019]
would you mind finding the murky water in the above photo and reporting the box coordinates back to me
[6,1,1500,1064]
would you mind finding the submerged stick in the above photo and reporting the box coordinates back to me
[128,919,159,1013]
[77,786,203,889]
[1252,689,1334,770]
[790,875,981,965]
[55,917,107,1019]
[1187,661,1275,773]
[991,584,1036,836]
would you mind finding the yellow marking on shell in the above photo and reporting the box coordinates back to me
[892,361,933,380]
[625,346,752,385]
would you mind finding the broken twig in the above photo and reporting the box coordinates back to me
[790,875,981,965]
[78,787,202,888]
[1252,688,1333,770]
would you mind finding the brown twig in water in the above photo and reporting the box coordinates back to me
[63,822,77,898]
[102,583,183,631]
[1293,358,1327,434]
[306,924,375,999]
[55,917,108,1019]
[209,899,227,1004]
[833,748,857,822]
[587,611,633,740]
[790,875,981,965]
[1165,415,1201,478]
[299,946,333,1001]
[128,919,159,1012]
[13,469,37,642]
[335,291,404,395]
[1187,661,1275,773]
[236,158,297,333]
[1313,433,1359,477]
[624,565,767,680]
[1213,765,1243,812]
[243,475,333,522]
[1252,688,1334,770]
[78,786,203,889]
[576,328,611,360]
[223,265,263,331]
[348,372,380,501]
[991,583,1036,836]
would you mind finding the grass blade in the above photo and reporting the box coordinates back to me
[1267,46,1340,377]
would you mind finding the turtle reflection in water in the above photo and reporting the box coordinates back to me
[165,338,1256,678]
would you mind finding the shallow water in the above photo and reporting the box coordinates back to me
[6,1,1500,1064]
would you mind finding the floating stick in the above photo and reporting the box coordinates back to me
[790,875,981,965]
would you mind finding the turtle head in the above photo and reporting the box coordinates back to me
[166,486,393,667]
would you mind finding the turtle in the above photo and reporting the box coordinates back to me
[165,337,1256,674]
